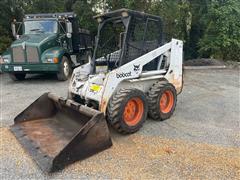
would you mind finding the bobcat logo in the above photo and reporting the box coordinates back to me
[116,72,131,78]
[133,64,140,72]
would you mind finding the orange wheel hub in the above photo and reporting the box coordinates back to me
[159,90,174,113]
[123,97,144,126]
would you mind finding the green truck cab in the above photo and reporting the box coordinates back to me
[0,12,92,81]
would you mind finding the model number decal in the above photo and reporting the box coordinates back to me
[116,72,132,78]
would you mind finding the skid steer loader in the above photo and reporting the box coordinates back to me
[10,9,183,172]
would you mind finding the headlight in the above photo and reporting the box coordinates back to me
[0,56,9,64]
[47,58,53,63]
[45,57,59,63]
[0,56,3,64]
[3,58,10,63]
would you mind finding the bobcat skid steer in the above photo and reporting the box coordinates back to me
[10,9,183,173]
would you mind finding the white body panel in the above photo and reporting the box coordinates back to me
[69,39,183,114]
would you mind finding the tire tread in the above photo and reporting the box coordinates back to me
[147,81,177,120]
[107,88,147,134]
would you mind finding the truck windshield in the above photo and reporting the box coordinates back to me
[24,20,58,34]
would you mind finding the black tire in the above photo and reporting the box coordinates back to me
[147,81,177,120]
[57,56,72,81]
[9,73,26,81]
[107,88,148,134]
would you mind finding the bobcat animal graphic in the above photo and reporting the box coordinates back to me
[133,64,140,72]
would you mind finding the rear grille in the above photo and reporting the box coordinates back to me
[12,46,25,63]
[26,46,39,63]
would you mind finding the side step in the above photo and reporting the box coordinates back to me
[10,93,112,172]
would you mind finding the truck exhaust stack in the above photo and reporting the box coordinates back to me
[10,93,112,172]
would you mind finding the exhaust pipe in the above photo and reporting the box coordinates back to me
[10,93,112,172]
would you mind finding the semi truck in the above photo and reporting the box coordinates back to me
[0,12,92,81]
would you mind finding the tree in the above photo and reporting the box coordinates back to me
[0,0,239,61]
[186,0,210,59]
[199,0,240,61]
[26,0,65,13]
[0,0,26,53]
[150,0,187,41]
[0,26,12,53]
[72,0,99,34]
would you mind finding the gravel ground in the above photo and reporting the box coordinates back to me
[184,58,240,69]
[184,58,226,66]
[0,69,240,179]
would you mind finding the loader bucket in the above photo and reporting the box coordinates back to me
[10,93,112,173]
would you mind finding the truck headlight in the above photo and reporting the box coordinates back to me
[45,57,59,63]
[0,56,9,64]
[0,56,3,64]
[3,58,10,63]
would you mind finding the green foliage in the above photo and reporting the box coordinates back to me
[0,0,239,61]
[106,0,151,11]
[72,0,98,34]
[0,26,12,53]
[199,0,240,61]
[151,0,182,40]
[0,0,25,53]
[0,0,23,35]
[27,0,65,13]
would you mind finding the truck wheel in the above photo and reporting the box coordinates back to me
[107,88,148,134]
[9,73,26,81]
[147,81,177,120]
[57,56,72,81]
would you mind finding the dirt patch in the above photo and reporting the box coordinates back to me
[1,127,239,179]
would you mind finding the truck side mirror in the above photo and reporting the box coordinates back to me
[11,23,17,38]
[66,22,72,33]
[66,22,72,38]
[11,21,22,39]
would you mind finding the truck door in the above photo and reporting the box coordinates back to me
[59,21,72,52]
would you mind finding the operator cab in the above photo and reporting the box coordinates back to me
[93,9,164,73]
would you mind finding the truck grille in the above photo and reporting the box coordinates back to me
[12,46,25,63]
[26,46,39,63]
